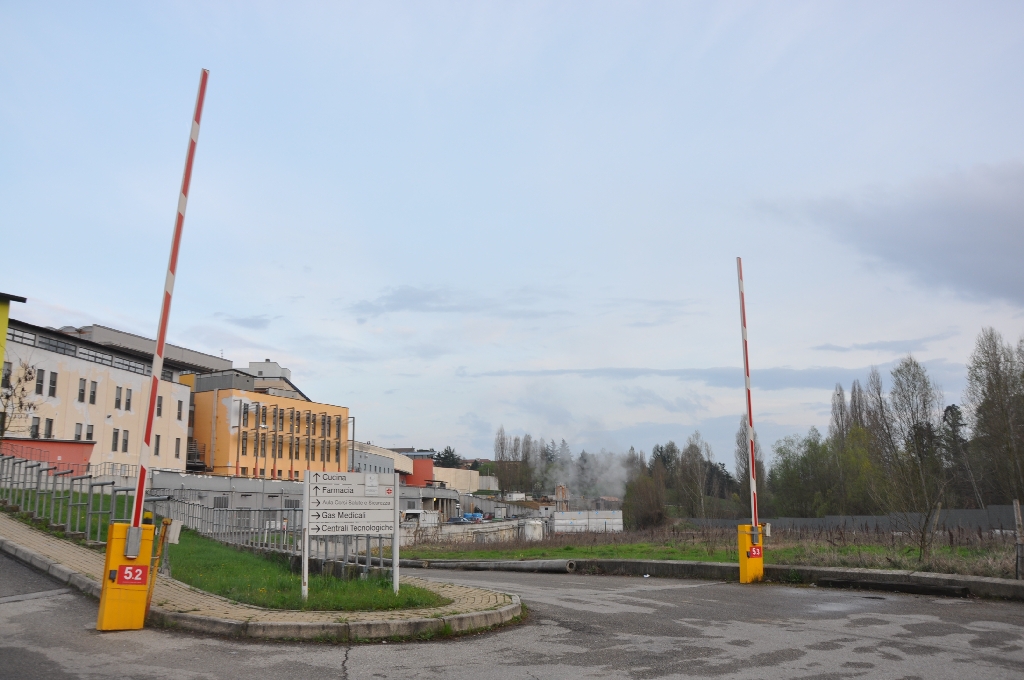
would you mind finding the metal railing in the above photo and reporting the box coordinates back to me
[0,455,136,544]
[153,498,396,573]
[153,498,302,553]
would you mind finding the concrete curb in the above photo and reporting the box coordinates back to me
[400,558,576,573]
[147,595,522,641]
[0,536,523,641]
[403,556,1024,601]
[0,537,102,599]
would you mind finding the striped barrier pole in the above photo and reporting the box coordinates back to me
[736,257,759,534]
[130,69,210,528]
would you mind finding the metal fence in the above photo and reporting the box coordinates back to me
[0,454,135,543]
[153,497,396,570]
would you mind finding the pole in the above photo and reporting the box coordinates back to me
[1014,499,1023,580]
[349,416,355,472]
[131,69,210,528]
[736,257,759,542]
[145,518,172,617]
[234,400,241,477]
[302,475,309,601]
[393,472,400,593]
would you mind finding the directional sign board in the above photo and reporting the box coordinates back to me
[303,471,396,536]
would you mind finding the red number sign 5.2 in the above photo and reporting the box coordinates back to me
[116,564,149,585]
[748,546,763,559]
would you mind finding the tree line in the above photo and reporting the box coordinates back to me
[621,327,1024,558]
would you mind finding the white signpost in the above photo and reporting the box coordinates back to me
[301,472,399,599]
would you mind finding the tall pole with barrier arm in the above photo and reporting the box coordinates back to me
[736,257,764,584]
[98,69,210,631]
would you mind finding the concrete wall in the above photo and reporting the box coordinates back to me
[432,467,480,493]
[552,510,624,533]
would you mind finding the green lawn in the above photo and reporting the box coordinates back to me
[166,529,451,611]
[402,540,1017,578]
[404,542,738,562]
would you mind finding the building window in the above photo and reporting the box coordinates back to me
[305,437,310,460]
[326,415,331,438]
[35,370,45,395]
[112,429,120,452]
[213,496,229,509]
[271,434,277,459]
[122,430,129,453]
[78,378,86,402]
[154,434,161,456]
[1,362,10,389]
[86,425,94,441]
[241,431,248,456]
[241,467,247,476]
[177,400,183,420]
[156,396,163,417]
[175,438,181,458]
[242,404,249,427]
[261,433,267,458]
[43,418,53,439]
[75,423,83,441]
[48,372,58,398]
[335,440,340,463]
[115,386,122,409]
[259,468,265,477]
[89,381,97,404]
[125,388,132,411]
[261,406,267,427]
[305,412,310,434]
[30,417,40,438]
[278,435,283,460]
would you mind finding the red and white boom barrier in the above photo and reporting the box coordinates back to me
[131,69,210,527]
[736,257,759,530]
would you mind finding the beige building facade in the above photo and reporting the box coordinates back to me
[2,320,224,471]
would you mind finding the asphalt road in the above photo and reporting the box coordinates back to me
[2,553,1024,679]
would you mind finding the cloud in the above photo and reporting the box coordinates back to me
[781,164,1024,305]
[475,361,965,392]
[216,313,275,330]
[619,386,707,414]
[812,330,957,354]
[597,297,701,328]
[344,285,566,323]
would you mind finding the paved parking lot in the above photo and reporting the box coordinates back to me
[2,553,1024,679]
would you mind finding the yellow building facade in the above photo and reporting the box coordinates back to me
[190,375,349,480]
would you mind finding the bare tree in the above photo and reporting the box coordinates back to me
[493,426,511,495]
[679,431,723,554]
[865,357,948,560]
[734,416,766,517]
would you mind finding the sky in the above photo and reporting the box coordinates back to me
[3,2,1024,468]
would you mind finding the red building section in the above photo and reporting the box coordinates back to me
[406,458,434,487]
[1,438,96,475]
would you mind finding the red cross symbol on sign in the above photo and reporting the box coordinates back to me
[386,488,393,495]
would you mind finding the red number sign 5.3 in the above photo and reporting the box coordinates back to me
[116,564,149,585]
[748,546,763,559]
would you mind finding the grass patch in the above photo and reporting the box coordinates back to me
[402,527,1019,579]
[167,529,451,611]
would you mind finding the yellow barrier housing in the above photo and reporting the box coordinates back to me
[737,524,764,584]
[97,523,155,631]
